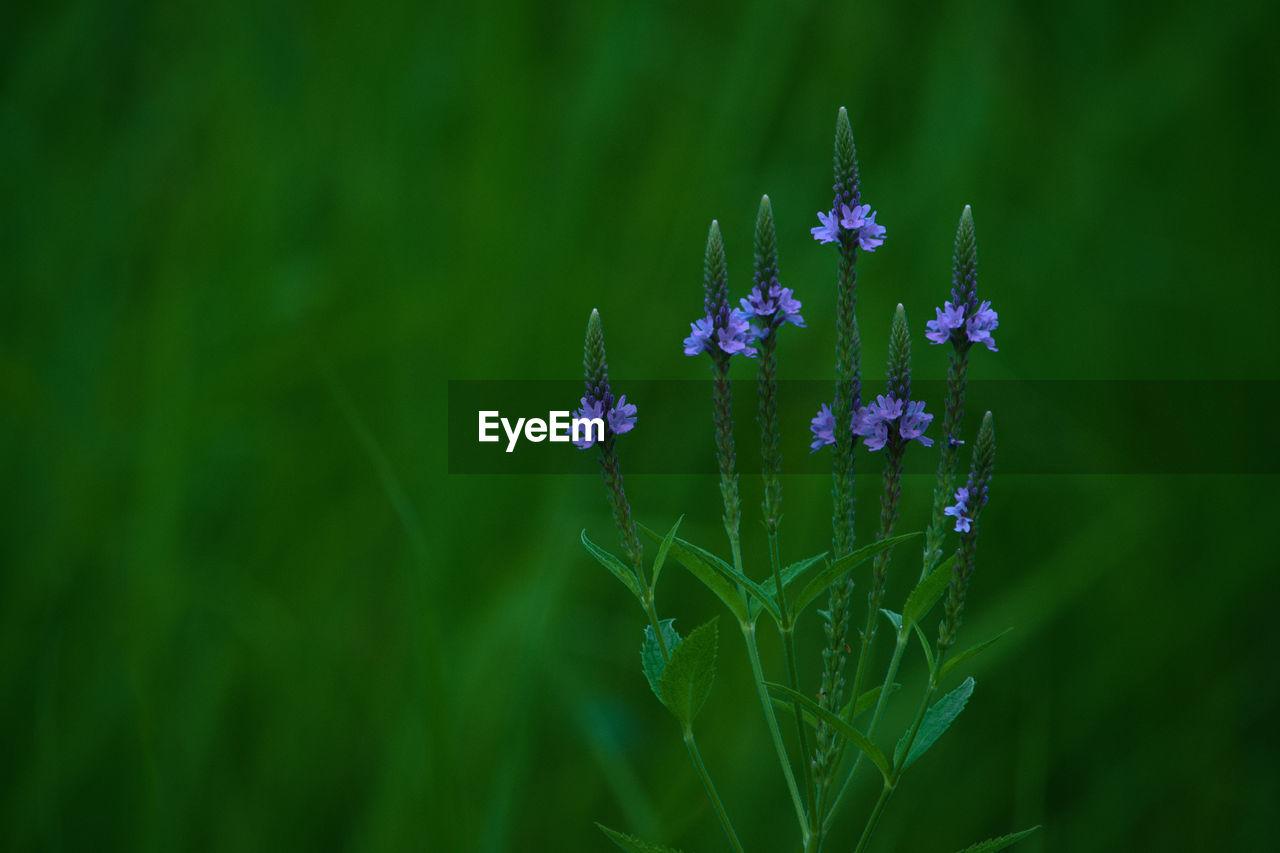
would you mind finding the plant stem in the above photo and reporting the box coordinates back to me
[682,726,745,853]
[822,627,908,831]
[741,621,810,845]
[851,781,894,853]
[769,530,817,844]
[849,652,947,853]
[641,594,671,661]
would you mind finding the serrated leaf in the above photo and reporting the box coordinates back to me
[649,516,684,591]
[894,677,975,769]
[781,551,828,587]
[596,823,687,853]
[939,628,1014,681]
[764,682,891,779]
[659,618,718,727]
[641,619,681,701]
[881,608,903,631]
[638,524,747,622]
[792,532,920,619]
[582,530,642,600]
[902,554,956,626]
[953,825,1041,853]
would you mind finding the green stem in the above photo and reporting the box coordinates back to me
[851,781,894,853]
[742,621,810,845]
[816,593,878,822]
[822,628,908,831]
[849,653,947,853]
[768,530,817,842]
[642,595,671,661]
[683,727,745,853]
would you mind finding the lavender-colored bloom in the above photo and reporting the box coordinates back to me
[717,308,758,357]
[965,300,999,351]
[685,309,757,358]
[857,415,891,451]
[810,208,843,244]
[864,394,905,424]
[899,400,935,447]
[944,486,973,532]
[925,301,966,345]
[572,397,606,449]
[809,403,836,452]
[853,395,934,451]
[925,299,999,351]
[857,210,886,251]
[814,203,887,252]
[854,396,901,451]
[683,315,715,356]
[608,394,637,436]
[839,203,870,231]
[741,284,806,335]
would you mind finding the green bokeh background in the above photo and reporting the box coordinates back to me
[4,0,1278,850]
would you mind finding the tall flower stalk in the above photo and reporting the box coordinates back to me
[579,106,1030,853]
[809,107,889,812]
[922,205,998,579]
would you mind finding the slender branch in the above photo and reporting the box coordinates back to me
[741,621,810,844]
[683,727,745,853]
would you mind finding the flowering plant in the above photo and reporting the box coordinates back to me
[577,108,1034,853]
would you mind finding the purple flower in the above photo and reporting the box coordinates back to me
[809,403,836,452]
[813,203,887,252]
[899,400,935,447]
[741,284,806,335]
[810,208,844,244]
[839,203,870,231]
[925,299,999,351]
[608,394,637,436]
[857,210,886,251]
[684,309,757,358]
[683,315,716,356]
[572,397,606,449]
[965,300,999,352]
[853,395,934,451]
[853,396,900,451]
[944,486,973,532]
[925,301,966,345]
[717,308,758,357]
[572,395,637,449]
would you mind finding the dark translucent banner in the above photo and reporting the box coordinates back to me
[446,380,1279,475]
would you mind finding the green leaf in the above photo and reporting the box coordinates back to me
[596,823,687,853]
[782,552,828,586]
[764,682,891,779]
[758,552,829,614]
[894,677,975,769]
[672,536,780,623]
[773,683,899,727]
[912,620,935,673]
[659,618,719,727]
[881,609,903,632]
[649,516,684,591]
[639,524,746,622]
[953,826,1041,853]
[939,628,1014,681]
[902,554,956,626]
[793,532,920,619]
[843,682,900,722]
[582,530,642,600]
[641,619,681,701]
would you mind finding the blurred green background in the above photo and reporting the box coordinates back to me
[4,0,1278,850]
